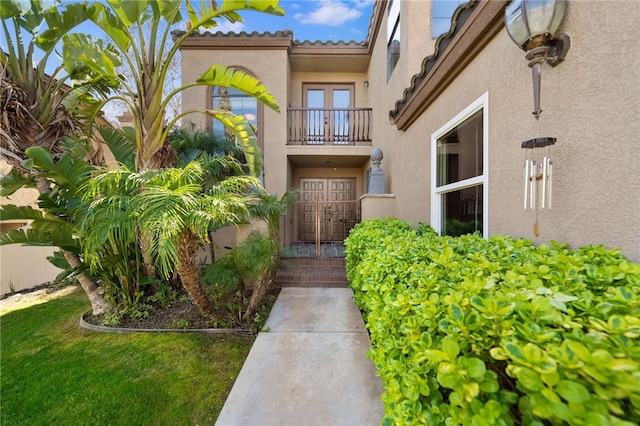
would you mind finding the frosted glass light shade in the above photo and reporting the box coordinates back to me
[505,0,566,50]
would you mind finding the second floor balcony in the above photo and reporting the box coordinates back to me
[287,108,372,146]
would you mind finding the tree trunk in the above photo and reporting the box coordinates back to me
[63,250,113,315]
[33,177,112,315]
[242,271,276,321]
[176,230,221,322]
[138,231,158,279]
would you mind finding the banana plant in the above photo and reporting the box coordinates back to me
[66,0,284,172]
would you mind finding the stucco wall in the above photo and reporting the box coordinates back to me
[0,245,61,295]
[361,194,397,220]
[369,1,640,261]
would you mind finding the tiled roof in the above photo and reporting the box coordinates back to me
[172,29,293,39]
[172,29,368,47]
[389,1,477,123]
[293,39,366,47]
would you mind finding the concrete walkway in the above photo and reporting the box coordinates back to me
[215,287,384,426]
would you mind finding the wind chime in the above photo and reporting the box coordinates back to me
[522,136,555,236]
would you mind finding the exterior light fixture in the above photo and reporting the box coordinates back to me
[505,0,570,119]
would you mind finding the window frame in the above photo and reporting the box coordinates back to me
[386,0,401,81]
[430,92,489,237]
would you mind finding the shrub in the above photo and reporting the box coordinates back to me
[345,218,640,426]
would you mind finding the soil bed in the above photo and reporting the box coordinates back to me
[83,298,218,330]
[82,288,280,333]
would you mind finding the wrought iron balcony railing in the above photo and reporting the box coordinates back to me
[287,108,372,146]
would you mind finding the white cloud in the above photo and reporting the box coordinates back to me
[294,0,362,26]
[352,0,374,9]
[213,20,245,33]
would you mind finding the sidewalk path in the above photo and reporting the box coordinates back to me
[215,287,384,426]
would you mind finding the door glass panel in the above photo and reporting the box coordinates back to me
[306,89,325,143]
[332,89,351,143]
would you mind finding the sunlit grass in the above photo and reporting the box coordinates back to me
[1,288,253,425]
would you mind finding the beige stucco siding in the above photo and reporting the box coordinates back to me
[370,1,640,260]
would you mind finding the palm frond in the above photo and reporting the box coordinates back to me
[0,226,79,252]
[0,167,36,196]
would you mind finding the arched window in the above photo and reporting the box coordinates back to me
[210,71,263,148]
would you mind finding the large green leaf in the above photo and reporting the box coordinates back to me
[0,227,79,252]
[1,204,46,222]
[22,146,56,171]
[204,109,262,177]
[1,205,75,234]
[106,0,148,27]
[184,0,284,30]
[90,2,133,52]
[37,2,96,52]
[99,126,136,169]
[63,33,123,80]
[0,168,36,196]
[0,0,29,19]
[196,65,280,113]
[22,147,93,199]
[152,0,182,25]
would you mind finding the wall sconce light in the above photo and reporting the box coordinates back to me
[505,0,571,119]
[363,80,369,88]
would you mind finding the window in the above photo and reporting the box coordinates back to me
[211,86,260,146]
[387,0,400,80]
[431,93,488,237]
[432,0,468,39]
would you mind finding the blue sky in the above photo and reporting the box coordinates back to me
[214,0,375,42]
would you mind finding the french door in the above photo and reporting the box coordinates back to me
[304,84,354,144]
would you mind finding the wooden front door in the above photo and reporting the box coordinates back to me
[299,178,357,242]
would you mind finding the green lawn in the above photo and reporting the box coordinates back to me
[1,288,253,425]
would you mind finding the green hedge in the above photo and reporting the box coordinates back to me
[345,218,640,426]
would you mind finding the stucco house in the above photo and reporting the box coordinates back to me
[178,0,639,262]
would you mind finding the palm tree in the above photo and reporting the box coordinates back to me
[79,159,259,320]
[230,231,280,320]
[238,188,298,319]
[0,0,115,315]
[249,188,299,241]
